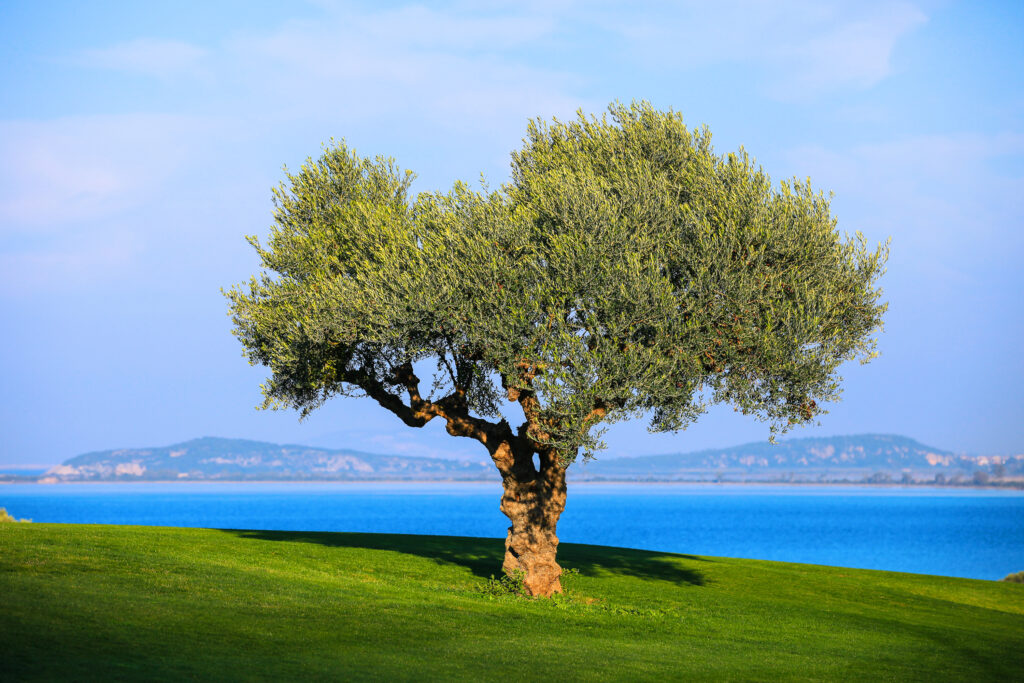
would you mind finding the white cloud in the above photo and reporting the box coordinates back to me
[222,6,587,135]
[769,3,927,98]
[2,1,939,298]
[67,4,590,137]
[0,114,214,231]
[786,132,1024,268]
[609,1,927,99]
[3,6,591,297]
[71,2,927,105]
[77,38,208,78]
[349,4,556,50]
[0,113,228,296]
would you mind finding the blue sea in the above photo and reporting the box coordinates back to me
[2,482,1022,581]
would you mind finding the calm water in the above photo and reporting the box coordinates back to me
[2,482,1022,581]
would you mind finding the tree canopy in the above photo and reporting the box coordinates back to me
[227,101,887,595]
[227,101,887,463]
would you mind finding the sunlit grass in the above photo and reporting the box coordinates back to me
[2,524,1021,680]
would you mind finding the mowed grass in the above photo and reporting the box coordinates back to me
[2,524,1022,681]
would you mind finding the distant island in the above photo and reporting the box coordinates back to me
[29,438,493,483]
[576,434,1022,485]
[3,434,1020,486]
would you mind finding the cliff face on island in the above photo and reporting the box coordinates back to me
[23,434,1023,484]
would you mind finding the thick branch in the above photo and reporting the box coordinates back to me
[502,365,622,457]
[502,370,553,453]
[342,367,431,428]
[346,361,514,456]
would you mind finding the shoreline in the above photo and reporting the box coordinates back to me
[2,478,1022,492]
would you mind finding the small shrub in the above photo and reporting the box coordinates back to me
[475,567,666,618]
[0,507,31,523]
[1001,571,1024,583]
[478,569,527,598]
[479,567,584,601]
[561,567,581,585]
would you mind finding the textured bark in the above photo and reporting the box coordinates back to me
[349,364,571,596]
[497,446,568,597]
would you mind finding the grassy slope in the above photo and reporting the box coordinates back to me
[1,524,1022,681]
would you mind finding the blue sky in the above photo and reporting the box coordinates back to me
[1,0,1022,466]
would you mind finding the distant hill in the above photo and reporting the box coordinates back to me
[23,434,1023,484]
[575,434,1023,483]
[39,437,494,482]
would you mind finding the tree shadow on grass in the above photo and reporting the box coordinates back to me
[560,541,709,586]
[222,529,707,587]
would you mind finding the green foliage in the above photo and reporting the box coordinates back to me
[227,101,887,462]
[0,507,30,523]
[1003,571,1024,583]
[478,569,527,598]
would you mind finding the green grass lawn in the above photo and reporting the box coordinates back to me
[2,524,1021,681]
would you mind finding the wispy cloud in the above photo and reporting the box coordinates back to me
[221,5,587,134]
[769,3,927,98]
[0,114,214,231]
[65,4,593,137]
[3,5,592,297]
[787,132,1024,270]
[343,4,557,50]
[0,1,970,301]
[610,1,926,99]
[0,113,226,295]
[77,38,208,78]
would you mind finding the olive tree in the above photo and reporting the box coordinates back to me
[226,102,887,596]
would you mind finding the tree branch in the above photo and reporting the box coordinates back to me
[341,367,431,429]
[583,401,611,425]
[502,370,553,453]
[346,361,514,455]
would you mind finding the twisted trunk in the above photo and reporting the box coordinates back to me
[347,362,573,596]
[496,446,568,597]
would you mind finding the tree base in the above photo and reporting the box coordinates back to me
[503,538,562,597]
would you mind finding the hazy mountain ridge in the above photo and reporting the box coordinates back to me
[15,434,1023,484]
[576,434,1024,483]
[39,437,493,482]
